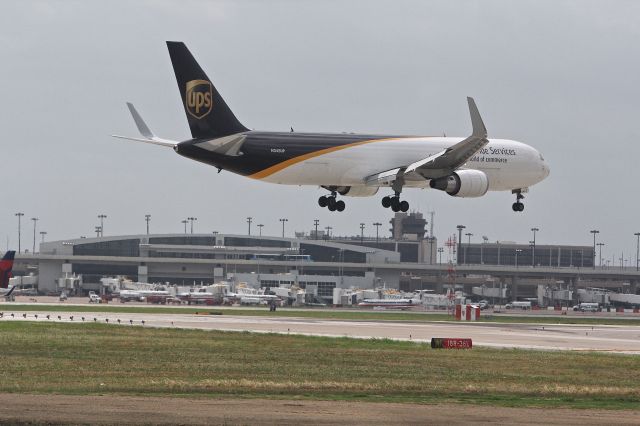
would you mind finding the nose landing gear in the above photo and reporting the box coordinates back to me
[318,192,345,212]
[512,190,525,212]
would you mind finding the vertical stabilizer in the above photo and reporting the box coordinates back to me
[0,251,15,289]
[166,41,248,139]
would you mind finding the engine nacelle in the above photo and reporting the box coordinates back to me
[336,186,379,197]
[429,170,489,198]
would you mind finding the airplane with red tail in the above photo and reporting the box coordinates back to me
[0,251,17,298]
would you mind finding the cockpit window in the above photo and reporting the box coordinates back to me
[539,154,544,161]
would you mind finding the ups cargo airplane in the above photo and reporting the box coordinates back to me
[114,42,549,213]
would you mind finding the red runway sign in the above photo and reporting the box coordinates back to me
[430,338,473,349]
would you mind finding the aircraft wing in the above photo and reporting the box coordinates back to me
[365,97,488,185]
[409,97,488,179]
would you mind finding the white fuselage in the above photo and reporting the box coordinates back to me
[260,137,549,191]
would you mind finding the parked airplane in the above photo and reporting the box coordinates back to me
[358,298,419,310]
[114,42,549,213]
[225,287,280,305]
[0,251,16,298]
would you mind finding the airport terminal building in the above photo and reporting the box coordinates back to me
[10,212,640,304]
[32,232,401,295]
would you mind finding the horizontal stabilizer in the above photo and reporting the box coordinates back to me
[111,135,176,148]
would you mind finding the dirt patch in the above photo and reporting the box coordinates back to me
[0,394,638,425]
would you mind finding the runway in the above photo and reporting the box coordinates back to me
[2,310,640,353]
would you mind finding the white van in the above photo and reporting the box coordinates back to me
[505,301,532,310]
[573,303,600,312]
[88,293,102,304]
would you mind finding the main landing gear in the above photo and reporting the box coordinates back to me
[381,193,409,212]
[318,192,345,212]
[512,190,525,212]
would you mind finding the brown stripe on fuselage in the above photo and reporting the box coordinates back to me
[248,137,411,180]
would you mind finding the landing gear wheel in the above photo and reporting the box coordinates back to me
[318,196,328,207]
[512,202,524,212]
[512,190,525,212]
[327,197,337,210]
[335,200,345,212]
[399,200,409,212]
[391,197,400,212]
[382,196,392,208]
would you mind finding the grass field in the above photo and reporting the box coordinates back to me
[0,322,638,409]
[3,303,640,326]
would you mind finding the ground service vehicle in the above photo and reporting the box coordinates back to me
[505,301,532,310]
[573,303,600,312]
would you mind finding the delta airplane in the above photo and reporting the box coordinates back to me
[114,42,549,213]
[0,251,17,299]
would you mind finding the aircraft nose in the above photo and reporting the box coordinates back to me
[542,161,550,178]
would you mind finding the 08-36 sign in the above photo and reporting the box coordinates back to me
[431,338,473,349]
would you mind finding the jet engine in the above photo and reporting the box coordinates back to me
[336,186,379,197]
[429,170,489,198]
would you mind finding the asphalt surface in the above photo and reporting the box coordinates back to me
[2,308,640,353]
[1,394,639,425]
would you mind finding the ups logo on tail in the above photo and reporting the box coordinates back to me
[185,79,212,119]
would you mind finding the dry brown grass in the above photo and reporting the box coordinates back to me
[0,322,638,408]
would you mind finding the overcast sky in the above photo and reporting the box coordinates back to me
[2,0,639,265]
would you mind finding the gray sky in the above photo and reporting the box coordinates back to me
[2,0,639,265]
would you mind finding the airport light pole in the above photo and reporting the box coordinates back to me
[188,217,197,234]
[597,242,605,268]
[40,231,47,243]
[31,217,38,254]
[438,247,444,265]
[313,219,320,240]
[428,237,435,264]
[246,217,253,236]
[360,223,365,244]
[257,224,264,237]
[279,218,288,238]
[15,212,24,253]
[373,222,382,247]
[465,232,473,264]
[98,214,107,237]
[515,249,523,268]
[456,225,466,265]
[531,227,539,267]
[590,229,599,269]
[145,214,151,235]
[481,236,488,264]
[635,233,640,271]
[181,220,188,234]
[324,226,332,240]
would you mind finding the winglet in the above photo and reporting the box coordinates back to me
[127,102,154,139]
[111,103,178,148]
[467,97,487,138]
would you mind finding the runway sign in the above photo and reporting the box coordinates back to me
[431,338,473,349]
